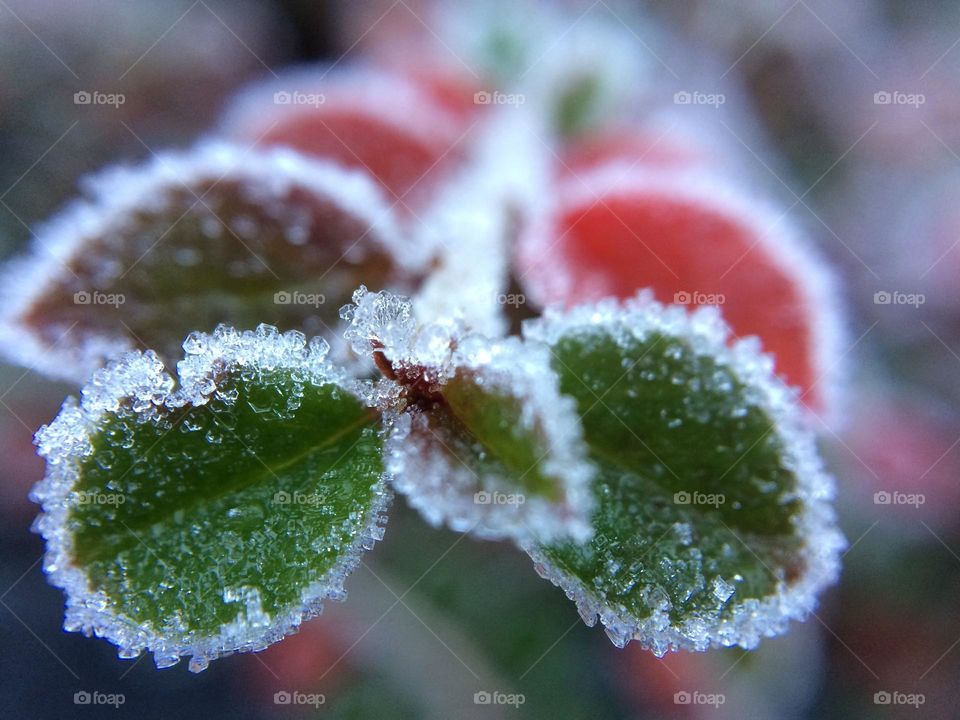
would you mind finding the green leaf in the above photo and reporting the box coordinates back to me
[554,73,603,138]
[1,142,414,383]
[442,369,566,499]
[522,295,843,654]
[342,287,594,542]
[32,325,389,671]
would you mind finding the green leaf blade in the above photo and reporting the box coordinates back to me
[343,287,595,543]
[34,326,389,671]
[523,294,843,655]
[441,368,563,501]
[549,329,801,535]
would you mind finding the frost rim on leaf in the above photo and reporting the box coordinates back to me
[343,287,595,543]
[518,166,847,423]
[385,333,596,543]
[0,140,408,384]
[521,291,845,655]
[31,325,391,671]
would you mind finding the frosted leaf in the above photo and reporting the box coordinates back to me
[0,141,412,384]
[521,8,654,136]
[343,288,594,543]
[521,292,844,655]
[517,166,845,421]
[32,326,390,671]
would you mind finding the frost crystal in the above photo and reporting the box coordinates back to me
[341,285,424,367]
[412,107,553,337]
[32,325,390,670]
[522,291,845,655]
[342,288,595,543]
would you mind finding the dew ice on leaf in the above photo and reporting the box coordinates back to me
[32,325,390,671]
[384,344,596,544]
[521,293,843,655]
[342,287,594,543]
[0,142,410,383]
[517,168,843,417]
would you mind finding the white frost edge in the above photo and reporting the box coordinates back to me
[520,291,846,655]
[411,105,555,337]
[518,166,847,425]
[343,287,595,544]
[0,140,408,385]
[31,324,391,672]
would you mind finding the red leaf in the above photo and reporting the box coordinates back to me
[222,67,473,211]
[518,169,841,416]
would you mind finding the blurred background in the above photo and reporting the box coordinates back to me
[1,0,958,717]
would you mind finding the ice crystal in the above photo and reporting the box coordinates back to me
[343,288,595,543]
